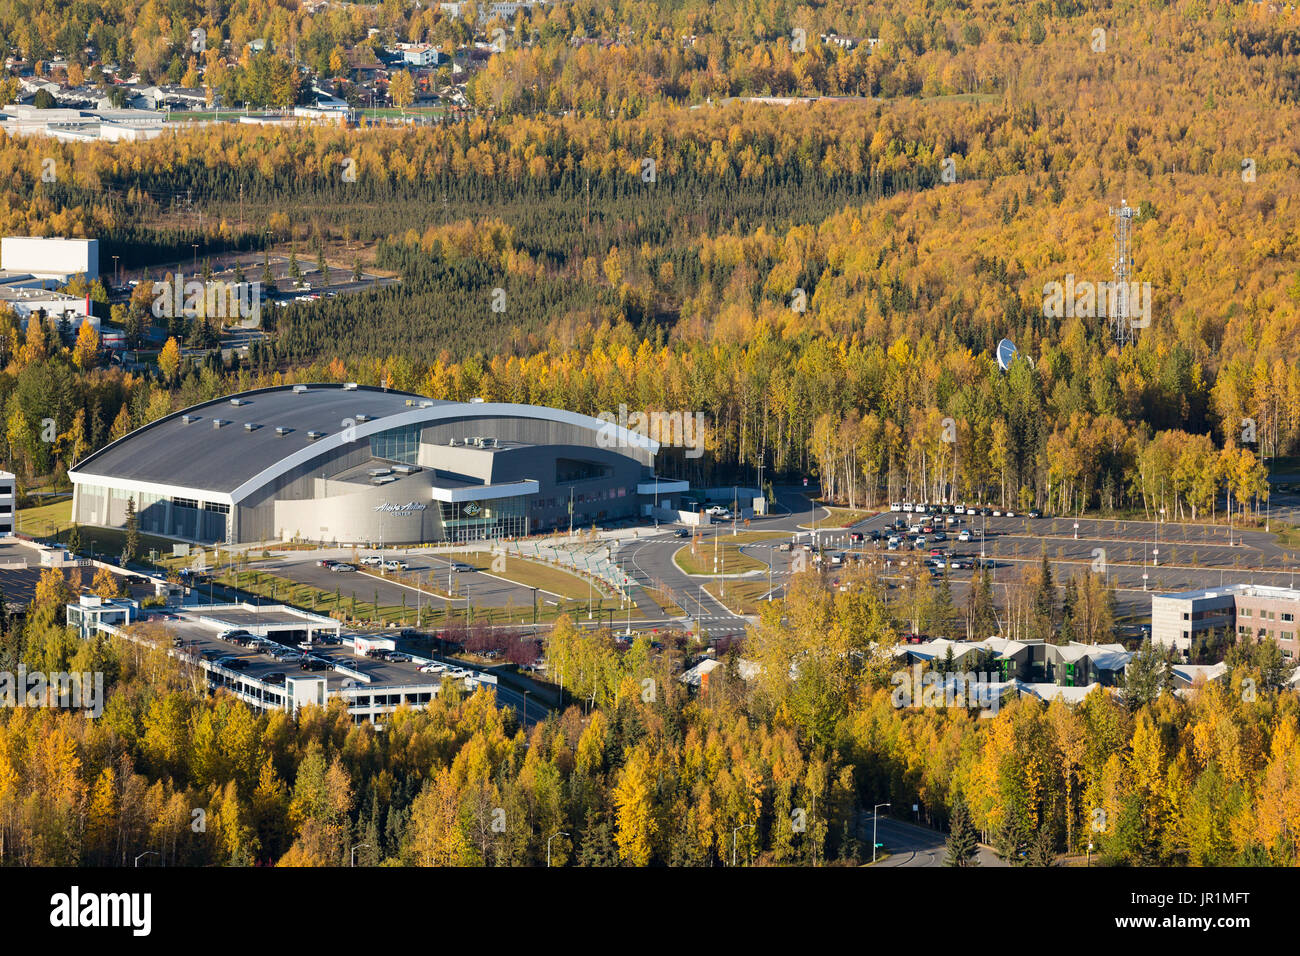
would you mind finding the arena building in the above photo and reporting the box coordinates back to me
[68,384,691,546]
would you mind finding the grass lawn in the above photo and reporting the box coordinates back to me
[702,579,775,616]
[449,551,603,600]
[807,506,878,528]
[18,500,179,561]
[700,530,789,544]
[643,584,685,617]
[673,543,767,576]
[1272,521,1300,551]
[16,498,72,537]
[218,566,628,628]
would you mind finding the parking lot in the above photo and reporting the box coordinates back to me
[260,549,570,615]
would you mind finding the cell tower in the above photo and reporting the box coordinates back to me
[1108,199,1139,347]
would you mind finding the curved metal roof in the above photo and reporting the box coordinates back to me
[69,384,657,504]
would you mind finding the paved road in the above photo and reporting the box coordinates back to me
[866,814,1005,867]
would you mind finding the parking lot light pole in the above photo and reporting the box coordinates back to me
[135,850,159,867]
[350,842,371,867]
[732,823,754,867]
[872,802,891,863]
[547,830,569,867]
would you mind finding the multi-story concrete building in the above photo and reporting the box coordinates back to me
[1152,584,1300,661]
[0,470,14,535]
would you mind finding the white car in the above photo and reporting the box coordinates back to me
[706,505,727,516]
[959,529,972,542]
[902,502,915,513]
[909,524,922,535]
[418,662,445,674]
[889,502,902,512]
[360,555,382,565]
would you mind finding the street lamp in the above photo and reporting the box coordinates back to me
[350,842,371,867]
[547,830,569,867]
[135,850,159,867]
[872,802,891,863]
[732,823,754,867]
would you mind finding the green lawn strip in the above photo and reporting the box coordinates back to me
[673,543,766,576]
[701,579,772,616]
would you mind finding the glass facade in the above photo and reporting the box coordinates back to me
[370,424,420,465]
[438,495,529,542]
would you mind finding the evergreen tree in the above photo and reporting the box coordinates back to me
[944,797,979,867]
[1034,552,1056,641]
[968,567,997,638]
[123,497,140,564]
[1027,827,1057,867]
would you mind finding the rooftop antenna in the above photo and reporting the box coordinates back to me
[1108,198,1139,347]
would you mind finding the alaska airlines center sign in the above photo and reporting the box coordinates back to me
[374,501,429,516]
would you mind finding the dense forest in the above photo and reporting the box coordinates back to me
[0,0,1298,870]
[0,2,1296,504]
[0,565,1293,866]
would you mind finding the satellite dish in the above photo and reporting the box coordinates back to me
[996,338,1018,371]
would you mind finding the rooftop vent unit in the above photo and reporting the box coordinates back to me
[243,422,260,431]
[392,464,419,475]
[292,385,309,394]
[419,400,434,408]
[470,397,485,403]
[212,418,229,429]
[307,430,326,440]
[368,468,392,477]
[230,398,247,407]
[181,414,199,424]
[481,437,497,448]
[355,414,370,423]
[343,382,359,391]
[371,475,397,485]
[275,426,292,436]
[404,399,415,406]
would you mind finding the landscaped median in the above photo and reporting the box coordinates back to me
[388,551,604,602]
[673,540,768,576]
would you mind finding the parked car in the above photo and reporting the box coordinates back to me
[263,672,286,684]
[317,559,336,568]
[889,502,902,512]
[215,656,248,670]
[418,662,445,674]
[360,555,382,566]
[218,628,251,641]
[959,529,973,542]
[330,563,356,572]
[300,658,330,671]
[849,532,864,543]
[387,652,411,663]
[381,560,402,571]
[1028,509,1043,519]
[450,562,472,572]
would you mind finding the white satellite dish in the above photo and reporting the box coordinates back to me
[996,338,1018,371]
